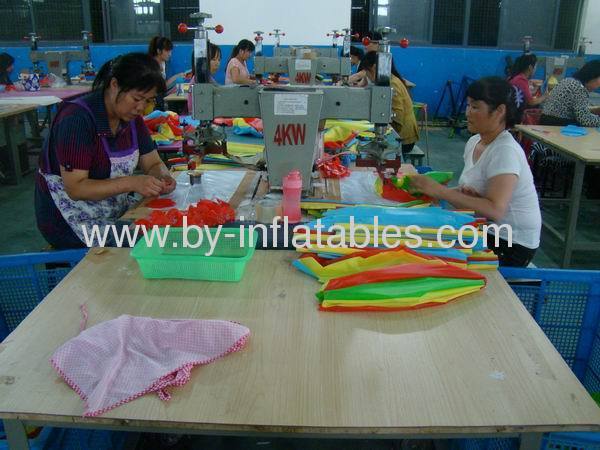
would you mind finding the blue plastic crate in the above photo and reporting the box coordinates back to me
[0,249,87,341]
[450,438,518,450]
[453,268,600,450]
[542,432,600,449]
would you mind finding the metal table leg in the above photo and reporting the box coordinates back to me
[3,419,30,450]
[3,116,22,185]
[562,160,586,267]
[519,432,543,450]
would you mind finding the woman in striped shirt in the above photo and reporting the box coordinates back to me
[35,53,175,249]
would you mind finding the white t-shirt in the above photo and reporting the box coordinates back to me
[458,131,541,249]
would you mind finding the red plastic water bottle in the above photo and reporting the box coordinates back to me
[282,170,302,223]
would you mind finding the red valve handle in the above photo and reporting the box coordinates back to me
[214,24,224,34]
[399,38,409,48]
[178,23,188,34]
[362,37,371,46]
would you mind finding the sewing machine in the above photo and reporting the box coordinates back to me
[183,13,399,191]
[254,29,356,85]
[28,31,95,84]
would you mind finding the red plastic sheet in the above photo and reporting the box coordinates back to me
[146,198,177,209]
[317,157,351,179]
[135,199,235,228]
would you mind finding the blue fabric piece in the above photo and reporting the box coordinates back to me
[416,166,433,174]
[179,116,200,128]
[318,206,476,229]
[233,125,263,138]
[561,125,588,136]
[144,110,169,120]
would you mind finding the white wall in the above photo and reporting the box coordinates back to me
[581,0,600,55]
[198,0,351,46]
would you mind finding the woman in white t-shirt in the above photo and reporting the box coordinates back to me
[409,77,541,267]
[225,39,256,85]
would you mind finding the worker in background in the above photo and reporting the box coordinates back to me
[35,53,175,249]
[540,60,600,127]
[408,77,541,267]
[349,45,364,73]
[352,51,419,156]
[187,43,222,113]
[0,52,18,87]
[225,39,256,85]
[148,36,186,110]
[508,54,547,110]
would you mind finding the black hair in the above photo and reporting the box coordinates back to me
[92,52,166,95]
[510,54,537,79]
[0,52,15,74]
[358,51,405,85]
[191,43,222,77]
[148,36,173,57]
[466,77,521,128]
[350,45,364,59]
[573,60,600,85]
[228,39,255,63]
[365,30,383,42]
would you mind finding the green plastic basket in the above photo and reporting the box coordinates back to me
[131,227,257,282]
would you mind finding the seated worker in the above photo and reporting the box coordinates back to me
[408,77,541,267]
[351,51,419,155]
[225,39,255,85]
[349,45,364,73]
[187,43,222,113]
[35,53,176,249]
[508,54,547,110]
[0,52,16,86]
[541,60,600,127]
[363,30,382,52]
[148,36,186,110]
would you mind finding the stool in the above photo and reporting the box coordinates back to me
[404,145,425,167]
[412,102,430,165]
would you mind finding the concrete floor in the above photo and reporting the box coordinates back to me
[1,127,599,268]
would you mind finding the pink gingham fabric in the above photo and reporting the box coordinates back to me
[50,315,250,417]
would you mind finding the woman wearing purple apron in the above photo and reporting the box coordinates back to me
[35,53,176,249]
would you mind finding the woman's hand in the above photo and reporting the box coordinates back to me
[160,175,177,194]
[407,174,444,197]
[130,175,165,198]
[348,70,368,87]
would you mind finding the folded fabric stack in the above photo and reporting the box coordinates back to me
[144,111,193,145]
[294,206,498,269]
[317,263,486,312]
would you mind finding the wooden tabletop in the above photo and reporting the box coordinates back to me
[515,125,600,164]
[0,248,599,434]
[0,103,38,119]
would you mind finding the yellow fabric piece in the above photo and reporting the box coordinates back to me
[323,126,355,145]
[151,133,170,142]
[300,250,444,282]
[227,141,264,156]
[390,75,419,145]
[195,164,238,170]
[330,223,480,238]
[157,123,176,141]
[320,285,484,308]
[324,119,374,133]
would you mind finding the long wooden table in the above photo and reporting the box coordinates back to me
[1,249,600,449]
[515,125,600,267]
[0,86,92,140]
